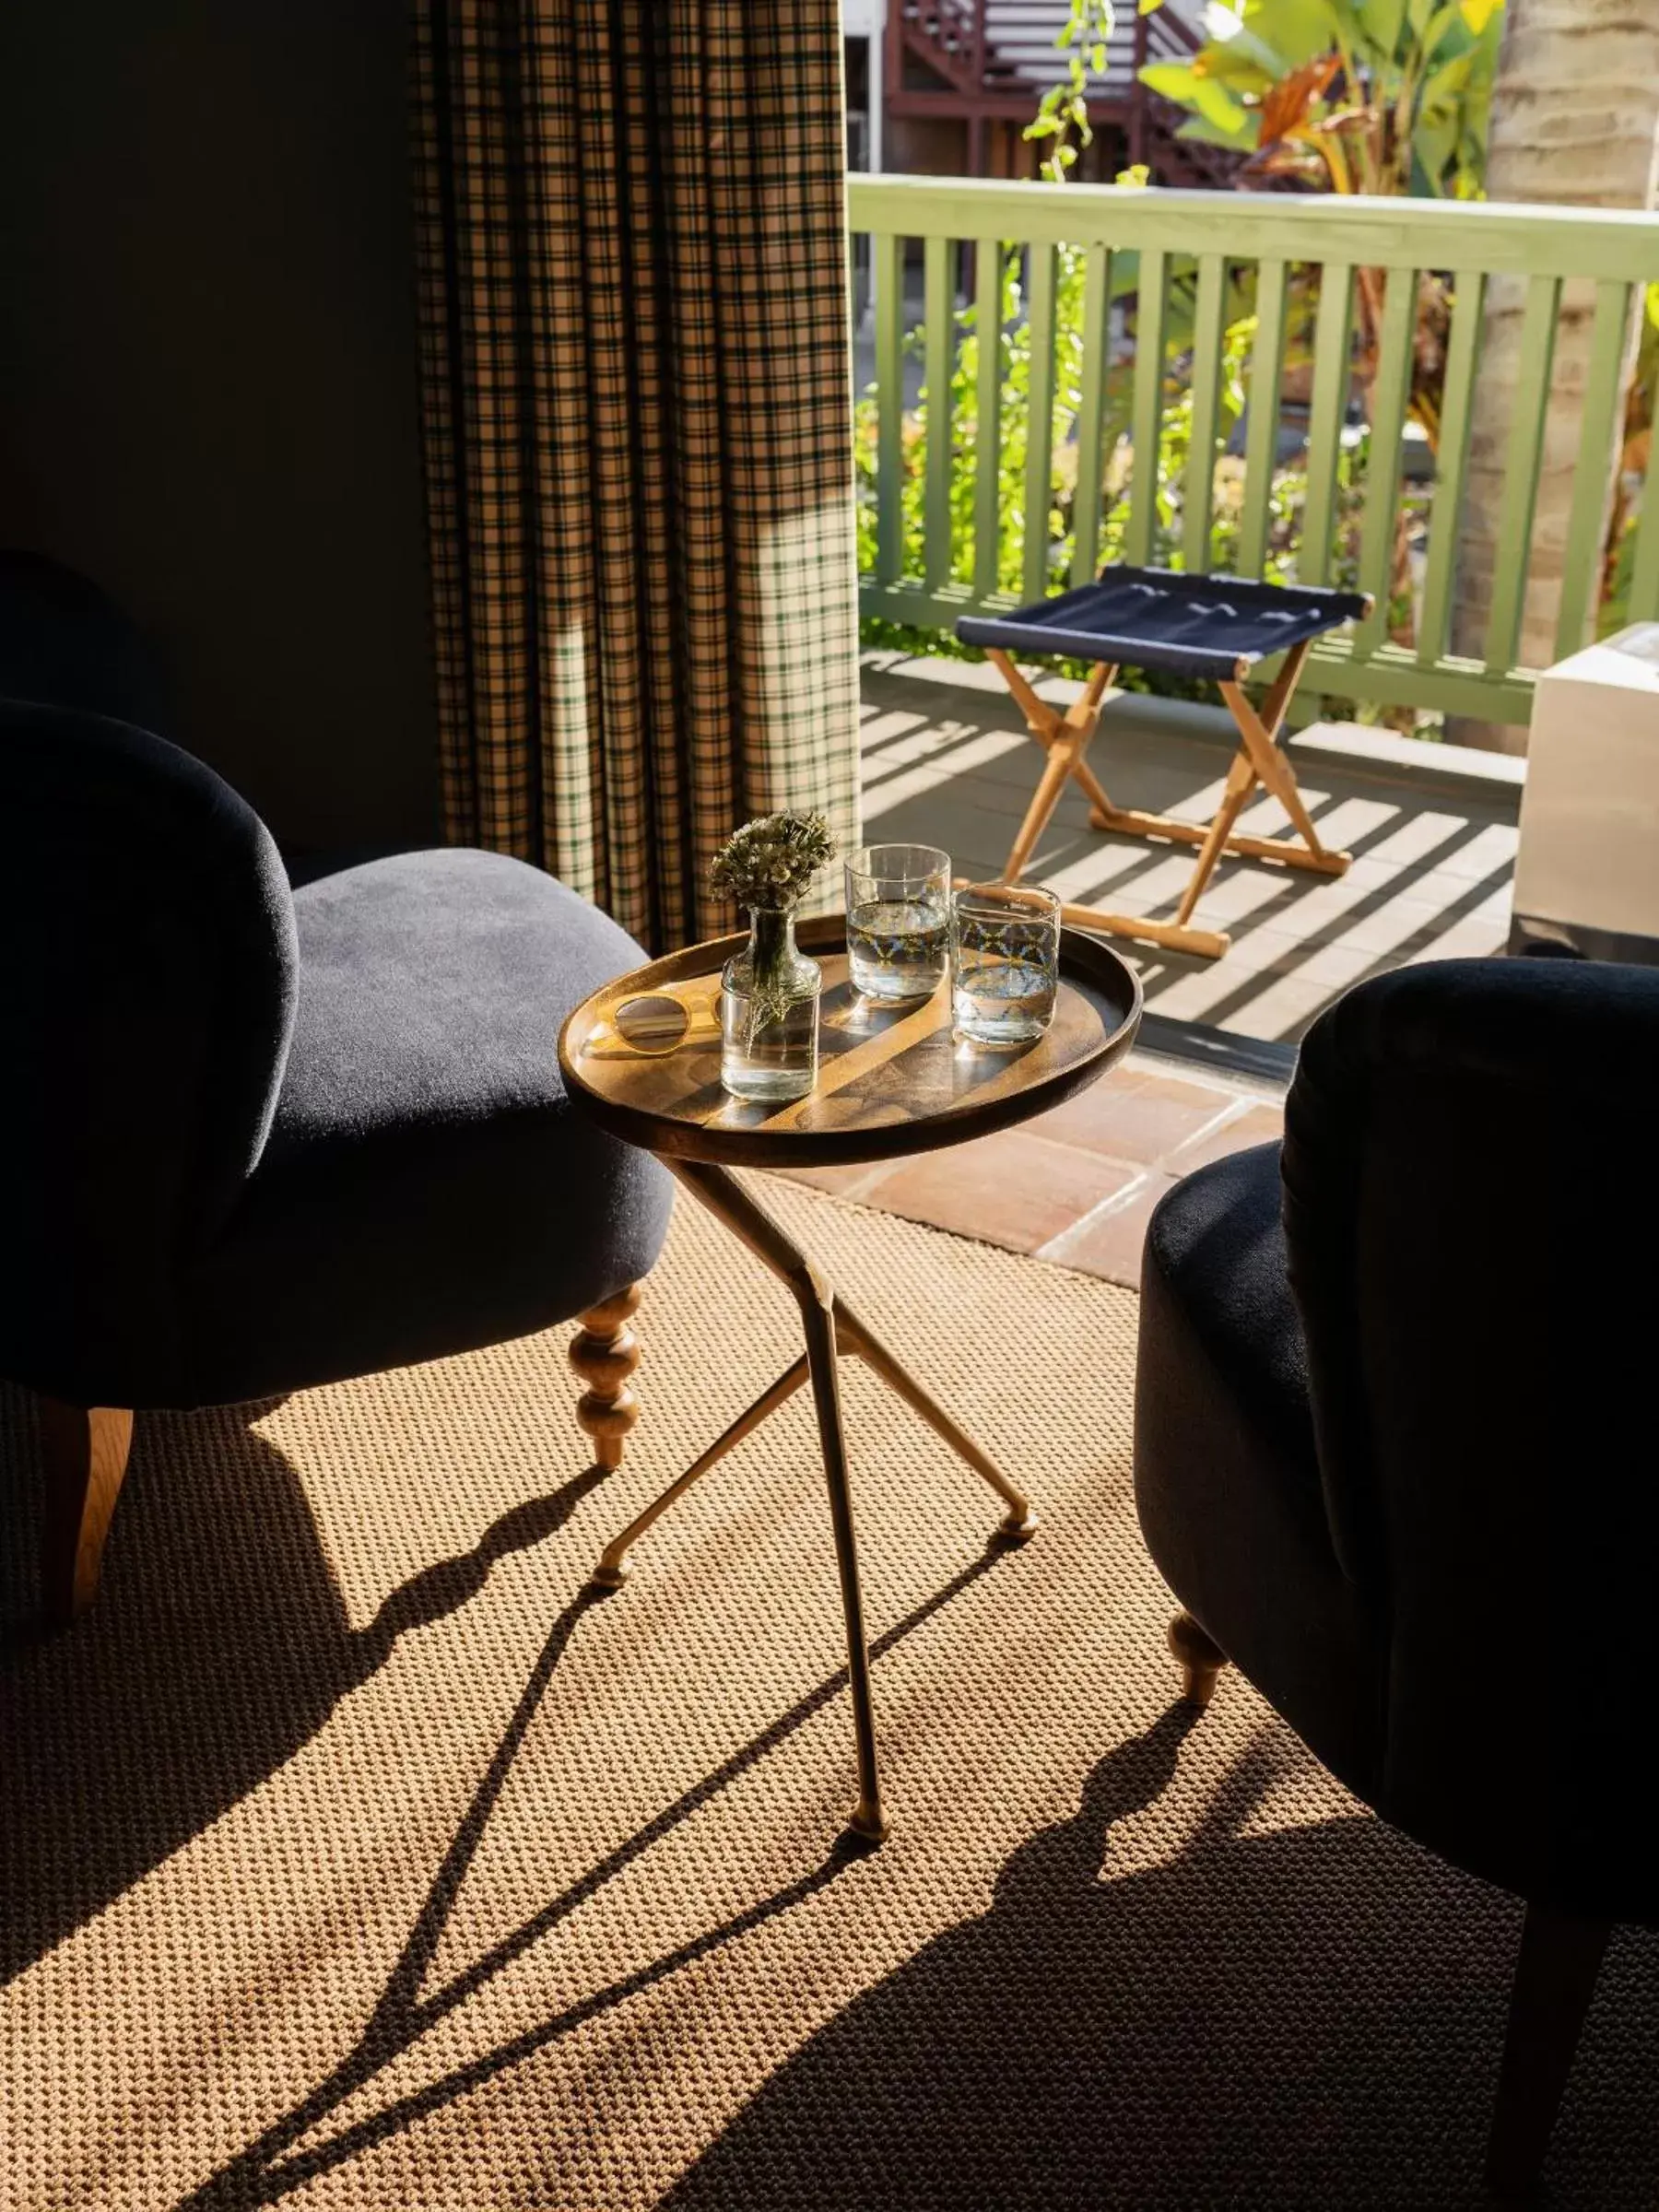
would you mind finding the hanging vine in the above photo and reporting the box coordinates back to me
[1024,1,1120,182]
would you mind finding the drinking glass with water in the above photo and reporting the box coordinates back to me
[844,843,951,1002]
[950,882,1061,1046]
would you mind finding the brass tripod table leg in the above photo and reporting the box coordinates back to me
[835,1306,1036,1540]
[593,1157,1032,1844]
[591,1355,811,1590]
[799,1276,888,1845]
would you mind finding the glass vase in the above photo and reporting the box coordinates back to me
[721,907,820,1101]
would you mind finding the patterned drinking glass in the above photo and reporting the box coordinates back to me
[843,842,951,1003]
[950,882,1062,1046]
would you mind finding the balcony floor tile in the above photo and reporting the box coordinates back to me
[839,1127,1141,1256]
[859,653,1517,1051]
[769,660,1512,1280]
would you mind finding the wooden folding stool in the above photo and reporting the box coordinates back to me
[959,568,1374,960]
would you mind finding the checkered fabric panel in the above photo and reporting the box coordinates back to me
[412,0,863,953]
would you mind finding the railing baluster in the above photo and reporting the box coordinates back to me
[1238,257,1288,581]
[924,234,955,594]
[1300,260,1353,588]
[1554,279,1633,658]
[974,237,1004,600]
[1354,265,1418,656]
[1416,266,1484,666]
[1071,242,1113,587]
[847,175,1659,735]
[1023,240,1058,605]
[1483,273,1562,673]
[1125,246,1169,570]
[1182,253,1228,576]
[875,230,905,587]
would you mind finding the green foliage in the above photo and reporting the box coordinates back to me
[1138,0,1502,198]
[857,247,1241,605]
[1025,2,1120,183]
[855,248,1400,707]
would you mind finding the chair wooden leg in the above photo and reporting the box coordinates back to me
[39,1400,135,1628]
[1486,1904,1611,2201]
[570,1283,643,1471]
[1167,1608,1228,1708]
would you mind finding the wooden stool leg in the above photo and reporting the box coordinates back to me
[1218,642,1348,869]
[1486,1905,1611,2199]
[979,637,1348,959]
[1053,660,1121,818]
[1050,735,1119,822]
[992,653,1117,888]
[990,649,1115,747]
[571,1283,643,1470]
[1173,747,1258,929]
[1220,681,1332,860]
[1000,722,1085,886]
[39,1400,135,1627]
[1159,643,1347,935]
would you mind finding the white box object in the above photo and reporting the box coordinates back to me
[1512,624,1659,961]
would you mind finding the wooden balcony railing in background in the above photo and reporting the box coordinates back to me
[851,175,1659,731]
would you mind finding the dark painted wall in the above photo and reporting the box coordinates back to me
[0,0,438,849]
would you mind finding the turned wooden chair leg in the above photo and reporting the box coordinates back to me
[1167,1608,1228,1708]
[570,1283,643,1470]
[1486,1904,1611,2201]
[39,1400,135,1628]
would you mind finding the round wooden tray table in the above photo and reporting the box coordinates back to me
[559,913,1142,1843]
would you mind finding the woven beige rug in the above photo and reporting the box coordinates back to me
[3,1181,1653,2211]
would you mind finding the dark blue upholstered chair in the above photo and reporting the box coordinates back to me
[0,556,673,1625]
[1135,956,1659,2197]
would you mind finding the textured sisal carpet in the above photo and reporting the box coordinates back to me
[2,1181,1654,2211]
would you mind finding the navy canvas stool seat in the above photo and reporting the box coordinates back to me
[958,565,1371,960]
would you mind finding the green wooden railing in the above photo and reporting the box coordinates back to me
[850,175,1659,727]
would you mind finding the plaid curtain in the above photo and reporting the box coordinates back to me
[411,0,862,951]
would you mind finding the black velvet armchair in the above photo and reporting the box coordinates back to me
[1135,954,1659,2196]
[0,558,672,1625]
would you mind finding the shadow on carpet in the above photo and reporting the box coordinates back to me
[154,1559,1004,2211]
[5,1184,1655,2212]
[664,1709,1659,2211]
[0,1385,607,1984]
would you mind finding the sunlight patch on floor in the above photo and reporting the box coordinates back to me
[859,659,1520,1045]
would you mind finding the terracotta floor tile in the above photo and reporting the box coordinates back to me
[1028,1065,1239,1166]
[866,1128,1139,1254]
[769,1160,898,1201]
[1166,1100,1285,1171]
[1040,1171,1180,1288]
